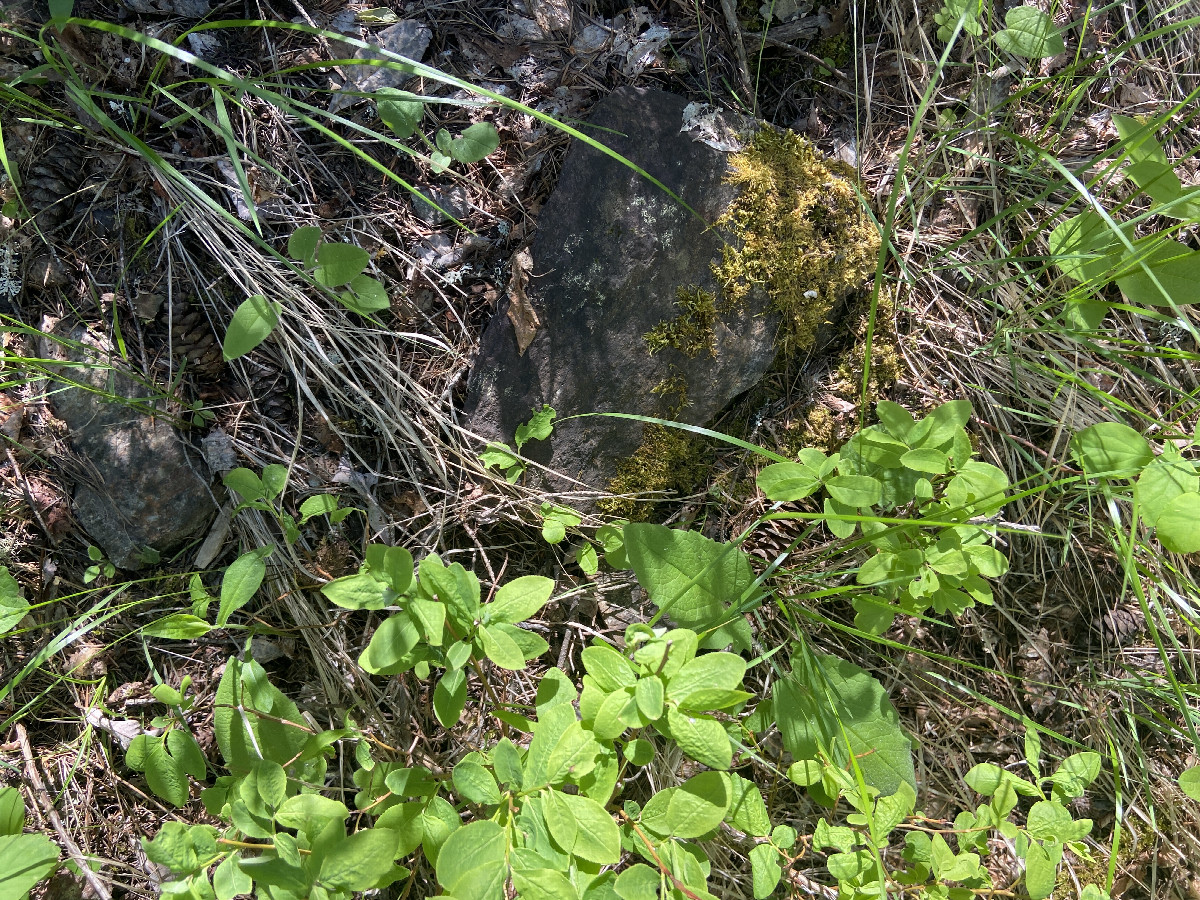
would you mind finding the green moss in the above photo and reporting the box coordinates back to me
[609,127,881,508]
[715,127,880,356]
[812,33,853,68]
[645,286,721,358]
[598,424,712,521]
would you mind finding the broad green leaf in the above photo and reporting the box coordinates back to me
[479,624,526,670]
[274,794,349,834]
[142,821,219,872]
[540,503,581,544]
[542,787,578,854]
[375,801,425,857]
[665,707,732,770]
[341,274,391,315]
[166,728,207,780]
[592,687,637,740]
[213,853,253,900]
[0,568,29,634]
[216,546,273,626]
[359,612,421,675]
[900,448,948,474]
[727,774,770,837]
[446,122,500,163]
[1154,491,1200,553]
[222,294,280,361]
[775,651,916,795]
[1113,114,1168,167]
[493,622,547,660]
[749,843,782,899]
[1049,211,1122,282]
[757,462,822,501]
[1117,241,1200,307]
[596,522,629,569]
[313,243,369,288]
[434,668,468,728]
[143,614,213,639]
[0,833,59,898]
[260,464,288,500]
[487,575,553,624]
[634,676,664,721]
[492,738,524,787]
[318,827,400,891]
[824,475,883,507]
[365,544,414,594]
[435,820,507,896]
[623,738,654,766]
[453,761,501,806]
[1179,765,1200,800]
[0,789,24,836]
[546,720,601,784]
[409,596,446,646]
[582,643,636,691]
[576,542,599,575]
[513,867,578,900]
[875,401,915,440]
[1126,159,1184,207]
[514,404,556,449]
[993,6,1064,57]
[561,792,620,864]
[144,738,190,807]
[1023,838,1063,900]
[320,572,388,610]
[614,864,659,900]
[376,94,424,139]
[1070,422,1153,478]
[1136,455,1199,527]
[667,651,746,704]
[299,494,338,521]
[644,771,729,839]
[623,524,754,651]
[222,467,265,502]
[288,225,322,267]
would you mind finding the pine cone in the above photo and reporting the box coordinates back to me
[25,140,84,231]
[236,354,294,425]
[166,303,224,380]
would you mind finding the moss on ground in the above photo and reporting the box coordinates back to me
[598,424,713,520]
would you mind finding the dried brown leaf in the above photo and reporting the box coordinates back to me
[506,248,540,355]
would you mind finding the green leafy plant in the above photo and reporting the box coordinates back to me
[125,676,208,807]
[796,725,1105,900]
[223,463,354,545]
[933,0,1063,58]
[1070,421,1200,554]
[83,545,116,584]
[757,400,1011,632]
[0,566,31,635]
[374,88,500,176]
[142,523,1112,900]
[480,404,556,483]
[1050,115,1200,327]
[0,787,60,899]
[932,0,983,42]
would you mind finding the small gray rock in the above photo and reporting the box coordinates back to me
[39,319,218,570]
[464,87,780,494]
[410,186,470,225]
[329,21,432,114]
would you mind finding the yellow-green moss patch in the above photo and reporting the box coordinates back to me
[598,424,712,521]
[715,127,880,356]
[645,286,721,358]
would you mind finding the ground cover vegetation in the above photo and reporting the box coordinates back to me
[2,0,1200,898]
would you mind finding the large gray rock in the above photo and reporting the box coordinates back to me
[465,87,779,492]
[39,319,218,570]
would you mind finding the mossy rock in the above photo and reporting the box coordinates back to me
[464,88,878,513]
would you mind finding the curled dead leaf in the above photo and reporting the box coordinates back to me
[506,247,540,355]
